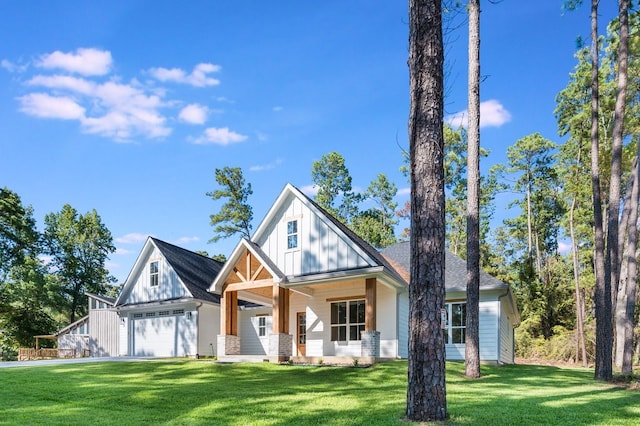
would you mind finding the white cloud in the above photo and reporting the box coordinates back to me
[300,185,318,197]
[179,103,208,124]
[193,127,247,145]
[148,62,221,87]
[114,247,132,255]
[37,48,112,76]
[256,131,268,141]
[445,99,511,129]
[174,236,199,245]
[249,158,283,172]
[273,106,283,112]
[558,241,572,254]
[28,74,95,95]
[115,233,149,244]
[397,187,411,196]
[1,59,27,73]
[18,93,85,119]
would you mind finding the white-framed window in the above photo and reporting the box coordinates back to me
[145,312,156,318]
[287,220,298,249]
[158,310,170,317]
[258,316,267,337]
[445,302,466,344]
[149,261,159,287]
[173,309,185,315]
[133,313,143,319]
[330,300,365,341]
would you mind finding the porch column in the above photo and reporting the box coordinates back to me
[362,278,380,358]
[365,278,377,331]
[269,285,292,361]
[218,289,240,356]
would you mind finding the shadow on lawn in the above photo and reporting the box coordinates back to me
[2,360,638,425]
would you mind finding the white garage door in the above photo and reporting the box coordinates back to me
[132,310,193,357]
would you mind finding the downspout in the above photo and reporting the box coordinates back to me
[194,301,203,358]
[497,288,511,365]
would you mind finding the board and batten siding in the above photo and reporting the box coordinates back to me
[197,304,220,357]
[239,307,272,355]
[124,246,189,304]
[499,303,515,363]
[88,309,119,357]
[119,314,129,356]
[397,292,409,359]
[257,195,372,277]
[58,335,89,355]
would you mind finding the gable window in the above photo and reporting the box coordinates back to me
[445,302,466,344]
[330,300,365,341]
[287,220,298,249]
[258,316,267,337]
[149,261,159,287]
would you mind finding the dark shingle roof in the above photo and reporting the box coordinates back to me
[151,237,224,304]
[381,241,508,291]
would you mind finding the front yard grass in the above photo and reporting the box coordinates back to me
[0,360,638,425]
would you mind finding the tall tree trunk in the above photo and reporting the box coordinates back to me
[569,194,588,367]
[406,0,447,421]
[465,0,481,379]
[621,187,638,375]
[590,0,612,382]
[609,0,630,324]
[615,159,637,367]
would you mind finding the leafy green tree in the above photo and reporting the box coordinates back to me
[352,174,398,248]
[0,256,57,356]
[311,152,360,224]
[207,167,253,242]
[0,187,40,282]
[43,205,116,323]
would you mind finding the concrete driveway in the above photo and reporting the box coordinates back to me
[0,356,152,368]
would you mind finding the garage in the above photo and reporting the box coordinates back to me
[131,309,195,357]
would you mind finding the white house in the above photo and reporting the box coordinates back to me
[211,183,520,364]
[57,183,519,364]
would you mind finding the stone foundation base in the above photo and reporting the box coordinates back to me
[269,333,293,361]
[361,330,380,358]
[217,335,241,356]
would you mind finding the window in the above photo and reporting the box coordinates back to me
[173,309,184,315]
[149,261,159,287]
[446,302,466,344]
[287,220,298,249]
[331,300,365,341]
[258,316,267,337]
[158,310,170,317]
[133,313,143,319]
[145,312,156,318]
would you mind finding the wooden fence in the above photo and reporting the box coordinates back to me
[17,348,89,361]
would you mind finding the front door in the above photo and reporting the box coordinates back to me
[296,312,306,356]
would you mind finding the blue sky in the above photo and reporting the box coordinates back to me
[0,1,620,284]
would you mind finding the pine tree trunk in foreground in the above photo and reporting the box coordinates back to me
[589,0,612,382]
[465,0,481,379]
[406,0,447,421]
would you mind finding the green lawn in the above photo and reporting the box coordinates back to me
[0,360,638,425]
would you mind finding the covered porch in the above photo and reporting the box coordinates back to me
[214,244,382,363]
